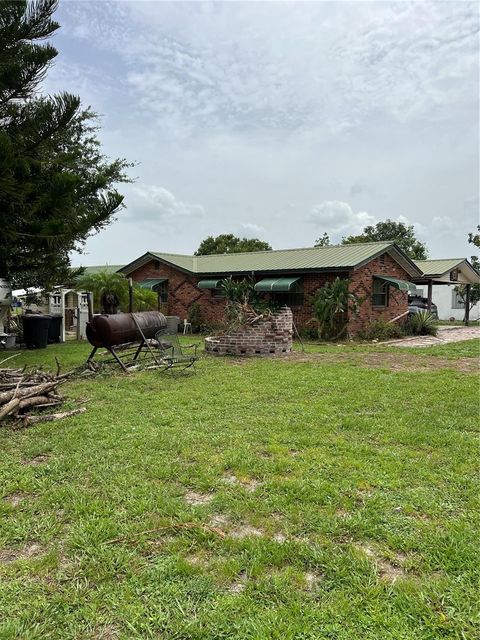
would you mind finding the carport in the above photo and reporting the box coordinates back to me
[413,258,480,325]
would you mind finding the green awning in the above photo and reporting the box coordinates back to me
[197,279,223,289]
[374,276,416,292]
[139,278,167,290]
[254,277,300,292]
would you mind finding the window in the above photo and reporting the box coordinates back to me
[271,280,304,307]
[155,281,168,304]
[154,260,160,270]
[212,287,225,299]
[452,290,465,309]
[273,290,304,307]
[372,279,389,307]
[450,269,459,282]
[378,254,386,266]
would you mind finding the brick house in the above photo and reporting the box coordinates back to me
[118,242,423,336]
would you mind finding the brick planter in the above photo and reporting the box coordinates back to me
[205,306,293,356]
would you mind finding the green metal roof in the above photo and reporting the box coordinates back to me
[254,277,300,292]
[79,264,124,275]
[413,259,465,277]
[148,242,402,275]
[374,275,417,292]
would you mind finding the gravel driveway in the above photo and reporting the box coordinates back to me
[389,325,480,348]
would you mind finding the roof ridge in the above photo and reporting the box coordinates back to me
[152,241,392,260]
[151,251,193,258]
[415,257,465,262]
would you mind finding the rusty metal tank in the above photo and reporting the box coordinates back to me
[86,311,167,348]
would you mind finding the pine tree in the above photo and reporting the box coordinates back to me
[0,0,132,290]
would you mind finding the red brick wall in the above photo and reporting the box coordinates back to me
[128,261,227,327]
[205,307,293,356]
[128,252,410,336]
[348,253,410,335]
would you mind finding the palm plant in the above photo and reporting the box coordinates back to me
[131,285,157,312]
[407,310,438,336]
[312,277,359,340]
[76,270,128,313]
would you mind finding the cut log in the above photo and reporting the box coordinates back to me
[0,381,62,405]
[21,407,86,426]
[17,396,61,412]
[0,398,20,422]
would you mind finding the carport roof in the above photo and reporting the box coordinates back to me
[413,258,480,282]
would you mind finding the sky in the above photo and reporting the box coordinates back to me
[44,0,479,266]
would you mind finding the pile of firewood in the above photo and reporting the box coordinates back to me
[0,356,86,427]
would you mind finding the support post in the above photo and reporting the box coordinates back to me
[87,292,93,322]
[427,280,433,311]
[128,278,133,313]
[464,284,471,326]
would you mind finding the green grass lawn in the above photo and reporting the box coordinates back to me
[0,339,479,639]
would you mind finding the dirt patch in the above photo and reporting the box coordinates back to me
[184,490,213,506]
[356,543,407,582]
[185,551,209,568]
[2,491,34,506]
[91,625,119,639]
[285,350,478,373]
[0,542,45,564]
[222,473,263,493]
[209,514,230,528]
[21,454,50,466]
[304,570,323,591]
[229,524,264,540]
[228,570,248,594]
[273,532,288,543]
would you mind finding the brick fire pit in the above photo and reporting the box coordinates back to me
[205,306,293,356]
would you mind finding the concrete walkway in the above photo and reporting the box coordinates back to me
[389,325,480,348]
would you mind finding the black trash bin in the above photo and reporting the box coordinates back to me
[48,314,63,343]
[22,314,52,349]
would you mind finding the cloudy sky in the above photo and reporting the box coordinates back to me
[45,0,479,266]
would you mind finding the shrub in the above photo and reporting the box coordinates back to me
[406,310,438,336]
[358,319,405,341]
[187,302,203,333]
[312,277,359,340]
[220,277,278,331]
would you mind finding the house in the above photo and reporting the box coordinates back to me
[412,258,480,322]
[118,242,423,336]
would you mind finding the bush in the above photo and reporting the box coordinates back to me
[406,310,438,336]
[220,276,278,331]
[312,277,359,340]
[358,320,405,341]
[187,302,203,333]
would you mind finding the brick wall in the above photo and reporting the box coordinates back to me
[128,261,227,327]
[205,306,293,356]
[128,252,411,337]
[348,253,410,335]
[284,271,349,331]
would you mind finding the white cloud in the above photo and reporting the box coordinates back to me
[127,184,205,222]
[52,1,478,263]
[309,201,376,239]
[61,0,478,136]
[240,223,265,238]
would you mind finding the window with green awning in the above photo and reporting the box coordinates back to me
[139,278,167,290]
[254,277,300,292]
[373,276,417,292]
[197,279,223,289]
